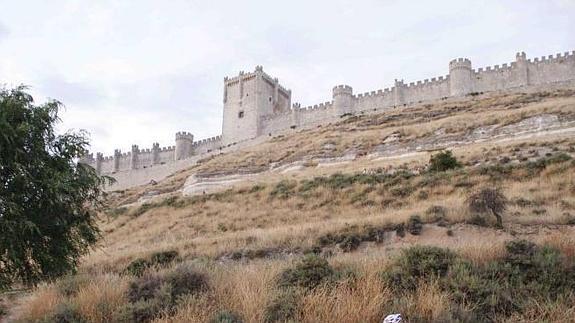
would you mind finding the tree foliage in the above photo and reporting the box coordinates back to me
[0,86,108,289]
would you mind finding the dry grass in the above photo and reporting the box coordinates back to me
[15,285,62,322]
[297,272,390,323]
[75,274,129,323]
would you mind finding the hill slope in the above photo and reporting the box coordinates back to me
[7,87,575,322]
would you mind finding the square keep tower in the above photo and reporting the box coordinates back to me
[222,66,291,145]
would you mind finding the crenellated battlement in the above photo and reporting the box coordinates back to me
[299,101,333,112]
[224,66,291,96]
[449,58,472,70]
[332,85,353,95]
[176,131,194,141]
[529,51,575,64]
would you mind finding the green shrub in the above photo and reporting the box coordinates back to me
[382,246,456,290]
[128,274,165,303]
[278,255,334,290]
[125,264,208,321]
[428,150,461,172]
[210,310,244,323]
[124,250,180,276]
[315,224,389,248]
[338,235,361,252]
[249,184,266,193]
[44,301,86,323]
[395,223,405,237]
[150,250,179,266]
[406,215,423,235]
[382,242,575,321]
[269,180,297,199]
[113,297,167,323]
[445,260,517,319]
[426,205,447,222]
[264,290,299,323]
[164,264,209,299]
[124,258,152,277]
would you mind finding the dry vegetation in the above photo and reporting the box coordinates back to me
[6,87,575,322]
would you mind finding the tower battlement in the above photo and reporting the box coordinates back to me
[449,58,472,70]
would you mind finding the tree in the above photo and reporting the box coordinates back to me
[467,187,508,228]
[428,150,461,172]
[0,86,108,289]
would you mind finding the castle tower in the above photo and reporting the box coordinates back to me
[515,51,529,86]
[175,132,194,160]
[130,145,139,169]
[113,149,121,172]
[449,58,474,96]
[332,85,354,116]
[222,66,292,145]
[291,103,301,128]
[152,143,160,165]
[393,79,405,106]
[95,152,103,175]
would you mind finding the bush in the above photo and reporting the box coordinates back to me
[164,264,209,299]
[264,290,299,323]
[467,188,508,228]
[128,274,165,303]
[395,223,405,237]
[382,242,575,321]
[428,150,461,172]
[150,250,180,266]
[269,180,297,199]
[124,258,152,277]
[382,246,456,290]
[315,224,388,248]
[124,264,208,321]
[338,235,361,252]
[124,250,180,276]
[406,215,423,235]
[278,255,334,290]
[113,297,167,323]
[210,310,243,323]
[445,260,516,319]
[45,301,86,323]
[426,205,447,222]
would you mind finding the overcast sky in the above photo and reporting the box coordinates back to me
[1,0,574,155]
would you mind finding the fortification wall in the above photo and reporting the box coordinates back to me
[400,76,450,104]
[298,101,334,125]
[158,147,176,164]
[353,88,393,112]
[474,62,524,92]
[85,50,575,190]
[193,135,223,154]
[528,52,575,85]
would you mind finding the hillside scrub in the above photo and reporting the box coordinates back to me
[9,88,575,321]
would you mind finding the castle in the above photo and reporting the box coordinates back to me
[82,50,575,188]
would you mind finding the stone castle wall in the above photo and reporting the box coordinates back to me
[83,50,575,190]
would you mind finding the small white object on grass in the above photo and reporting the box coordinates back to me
[383,313,402,323]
